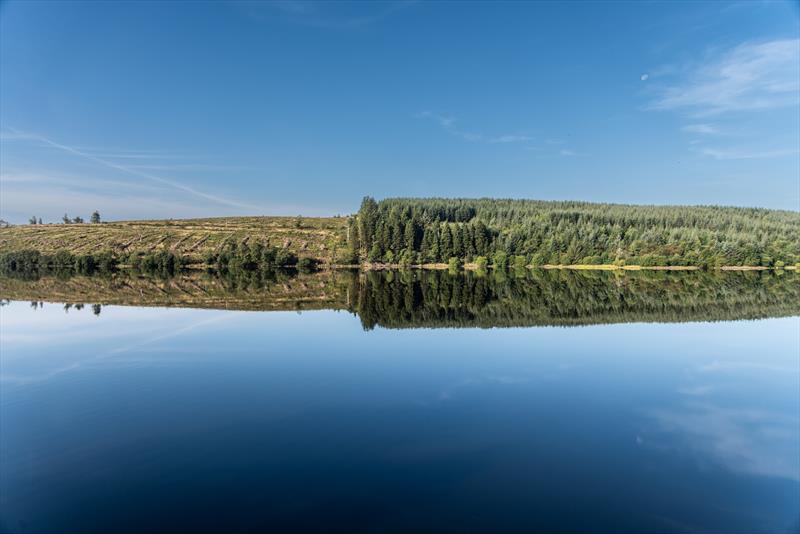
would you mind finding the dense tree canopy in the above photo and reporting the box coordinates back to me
[351,197,800,267]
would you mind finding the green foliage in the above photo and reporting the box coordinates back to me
[297,257,318,273]
[0,249,118,278]
[398,248,414,267]
[448,257,462,272]
[354,269,800,330]
[368,243,382,262]
[475,256,488,270]
[130,251,185,277]
[211,241,298,273]
[492,251,509,270]
[335,247,360,265]
[91,211,101,224]
[350,198,800,266]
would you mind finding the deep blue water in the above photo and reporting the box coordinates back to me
[1,301,798,533]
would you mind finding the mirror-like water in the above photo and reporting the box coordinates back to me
[1,271,798,533]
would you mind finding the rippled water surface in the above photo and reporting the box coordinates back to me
[1,271,798,533]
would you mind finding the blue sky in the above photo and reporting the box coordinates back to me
[1,0,798,222]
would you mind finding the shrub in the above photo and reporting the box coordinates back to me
[398,249,414,268]
[492,251,508,270]
[529,253,545,266]
[297,257,318,273]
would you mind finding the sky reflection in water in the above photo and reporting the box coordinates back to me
[1,301,798,533]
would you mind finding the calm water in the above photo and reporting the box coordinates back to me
[1,271,799,533]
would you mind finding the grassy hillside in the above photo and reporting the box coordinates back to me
[0,216,350,264]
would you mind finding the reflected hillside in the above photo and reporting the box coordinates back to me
[1,268,798,328]
[0,269,353,312]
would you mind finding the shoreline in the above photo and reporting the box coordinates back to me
[356,263,795,272]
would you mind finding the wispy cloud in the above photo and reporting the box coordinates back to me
[0,170,326,223]
[650,39,800,116]
[1,127,260,210]
[124,163,250,172]
[681,123,719,134]
[237,0,416,30]
[415,111,534,145]
[0,173,226,222]
[647,39,799,160]
[696,147,799,160]
[490,135,535,144]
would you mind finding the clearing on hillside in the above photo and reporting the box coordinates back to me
[0,216,351,264]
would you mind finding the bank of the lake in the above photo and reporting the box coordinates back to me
[4,196,800,275]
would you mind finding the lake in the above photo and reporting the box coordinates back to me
[1,270,799,533]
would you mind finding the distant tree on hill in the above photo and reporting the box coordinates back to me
[29,216,38,225]
[62,214,71,224]
[73,216,84,224]
[91,211,101,224]
[38,218,42,225]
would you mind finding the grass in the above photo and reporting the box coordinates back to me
[0,216,350,264]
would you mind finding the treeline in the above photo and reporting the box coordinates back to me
[204,241,318,273]
[0,249,184,278]
[0,241,315,280]
[0,250,117,278]
[28,211,101,225]
[350,197,800,267]
[352,269,800,330]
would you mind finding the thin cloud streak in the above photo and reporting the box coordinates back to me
[415,111,534,144]
[2,127,260,210]
[682,123,718,134]
[1,171,331,222]
[649,39,800,116]
[697,147,799,160]
[239,0,416,30]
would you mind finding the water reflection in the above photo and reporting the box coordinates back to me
[0,296,798,532]
[2,268,798,328]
